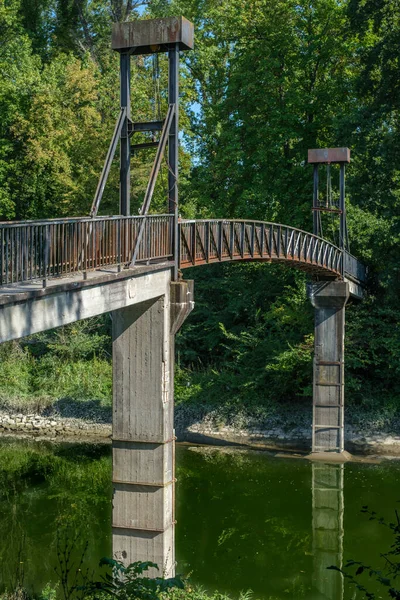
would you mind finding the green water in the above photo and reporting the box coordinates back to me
[0,438,399,599]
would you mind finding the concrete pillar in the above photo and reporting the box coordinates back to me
[112,278,193,576]
[308,282,349,454]
[312,463,344,600]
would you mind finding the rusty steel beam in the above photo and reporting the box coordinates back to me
[308,148,350,164]
[112,17,194,55]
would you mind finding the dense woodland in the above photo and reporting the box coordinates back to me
[0,0,399,420]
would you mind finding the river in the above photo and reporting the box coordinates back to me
[0,437,398,599]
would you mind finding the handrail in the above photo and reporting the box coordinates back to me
[0,214,174,287]
[180,218,341,248]
[0,214,173,227]
[179,219,366,285]
[0,215,366,288]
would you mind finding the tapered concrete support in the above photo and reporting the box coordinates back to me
[308,282,349,454]
[312,463,344,599]
[112,278,193,575]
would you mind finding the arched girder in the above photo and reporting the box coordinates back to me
[179,219,343,280]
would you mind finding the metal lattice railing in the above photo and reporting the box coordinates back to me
[179,220,344,278]
[0,215,173,286]
[0,215,366,287]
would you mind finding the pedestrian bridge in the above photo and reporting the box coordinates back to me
[0,213,365,578]
[0,214,366,291]
[0,14,369,578]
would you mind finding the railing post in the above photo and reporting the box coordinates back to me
[277,225,281,257]
[218,221,223,260]
[42,225,50,289]
[284,228,288,258]
[191,222,196,266]
[83,221,88,280]
[205,221,210,263]
[147,217,151,265]
[260,223,265,257]
[230,222,234,258]
[117,218,122,272]
[269,225,273,257]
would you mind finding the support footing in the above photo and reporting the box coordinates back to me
[306,450,352,463]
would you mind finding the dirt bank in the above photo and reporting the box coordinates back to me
[1,399,400,455]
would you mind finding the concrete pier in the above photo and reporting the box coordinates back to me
[308,282,349,455]
[112,280,193,575]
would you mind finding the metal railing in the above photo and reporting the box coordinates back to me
[0,215,173,286]
[0,215,366,288]
[179,219,344,278]
[343,251,367,284]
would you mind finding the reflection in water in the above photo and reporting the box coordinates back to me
[2,440,399,599]
[312,463,344,600]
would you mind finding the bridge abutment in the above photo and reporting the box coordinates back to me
[112,279,193,575]
[308,281,349,456]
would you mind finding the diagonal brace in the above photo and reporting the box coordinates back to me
[130,104,175,267]
[90,107,127,218]
[139,103,175,217]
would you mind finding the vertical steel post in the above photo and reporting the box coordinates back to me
[313,164,319,237]
[120,53,131,216]
[168,43,179,280]
[339,163,345,252]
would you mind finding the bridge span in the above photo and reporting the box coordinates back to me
[0,215,364,290]
[0,212,365,576]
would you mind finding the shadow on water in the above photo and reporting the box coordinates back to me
[0,438,399,599]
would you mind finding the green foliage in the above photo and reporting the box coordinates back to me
[0,342,33,399]
[174,263,314,413]
[0,319,112,408]
[83,558,184,600]
[170,0,400,415]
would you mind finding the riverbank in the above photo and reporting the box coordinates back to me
[1,398,400,455]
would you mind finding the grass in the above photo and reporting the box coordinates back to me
[0,328,112,413]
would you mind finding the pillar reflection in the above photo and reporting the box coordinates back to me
[311,462,344,600]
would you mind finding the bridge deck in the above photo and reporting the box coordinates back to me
[0,261,173,306]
